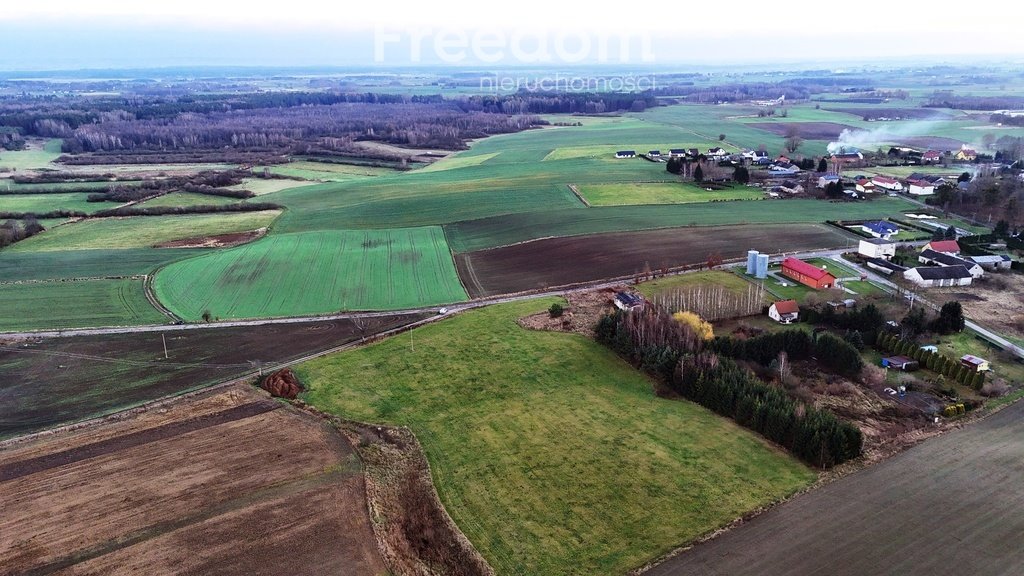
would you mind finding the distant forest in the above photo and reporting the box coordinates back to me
[0,91,660,160]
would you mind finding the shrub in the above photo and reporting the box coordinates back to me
[548,303,564,318]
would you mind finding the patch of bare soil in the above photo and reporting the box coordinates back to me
[0,385,386,576]
[154,227,266,248]
[932,274,1024,342]
[259,367,303,399]
[518,287,624,339]
[292,402,494,576]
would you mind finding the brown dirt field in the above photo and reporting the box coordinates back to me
[897,135,966,150]
[747,122,857,140]
[154,227,267,248]
[642,398,1024,576]
[0,312,428,439]
[0,385,386,576]
[932,273,1024,342]
[455,223,852,298]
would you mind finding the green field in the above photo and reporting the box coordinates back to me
[136,192,238,208]
[7,211,280,252]
[258,161,392,181]
[445,197,917,253]
[0,139,62,171]
[0,248,204,281]
[0,192,107,214]
[153,227,467,320]
[0,278,164,331]
[637,270,760,299]
[298,299,815,575]
[578,182,763,206]
[417,151,499,172]
[228,178,318,196]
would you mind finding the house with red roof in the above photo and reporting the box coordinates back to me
[780,257,837,289]
[768,300,800,324]
[922,150,942,164]
[923,240,961,256]
[871,176,903,192]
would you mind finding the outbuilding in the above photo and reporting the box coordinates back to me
[903,265,973,287]
[961,355,991,372]
[882,356,919,371]
[859,238,896,259]
[969,254,1013,271]
[780,258,836,289]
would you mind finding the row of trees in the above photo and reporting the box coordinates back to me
[875,333,985,390]
[0,218,43,248]
[594,307,863,467]
[710,329,864,379]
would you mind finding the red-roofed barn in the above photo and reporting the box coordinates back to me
[780,258,837,289]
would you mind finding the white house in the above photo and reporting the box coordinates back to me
[615,150,636,159]
[907,179,935,196]
[872,176,903,192]
[855,177,876,193]
[708,147,729,159]
[919,249,985,278]
[768,300,800,324]
[903,266,973,287]
[858,238,896,259]
[818,174,841,189]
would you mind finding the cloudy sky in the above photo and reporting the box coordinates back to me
[2,0,1022,70]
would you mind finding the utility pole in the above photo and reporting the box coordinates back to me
[162,333,168,359]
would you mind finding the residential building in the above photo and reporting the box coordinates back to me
[768,300,800,324]
[858,238,896,259]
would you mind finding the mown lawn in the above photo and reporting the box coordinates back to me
[7,211,280,252]
[298,299,815,576]
[578,182,763,206]
[0,278,165,331]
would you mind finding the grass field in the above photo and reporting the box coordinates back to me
[417,151,500,172]
[0,248,204,281]
[7,211,280,252]
[445,197,916,253]
[0,139,62,171]
[153,227,467,320]
[0,192,108,214]
[647,399,1024,576]
[0,278,164,331]
[577,182,763,206]
[637,270,759,299]
[259,161,391,181]
[136,192,239,208]
[228,177,319,196]
[298,299,815,575]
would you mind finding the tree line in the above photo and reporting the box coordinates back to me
[594,306,863,468]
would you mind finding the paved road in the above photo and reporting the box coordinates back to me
[643,399,1024,576]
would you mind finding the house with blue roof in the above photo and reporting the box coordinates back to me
[861,220,900,239]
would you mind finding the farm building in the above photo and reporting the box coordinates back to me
[918,249,984,278]
[769,162,800,175]
[817,174,841,189]
[903,265,973,287]
[768,300,800,324]
[961,355,991,372]
[922,150,942,163]
[881,356,919,371]
[780,258,836,289]
[906,179,935,196]
[871,176,903,192]
[923,240,961,255]
[854,177,876,193]
[826,299,857,310]
[615,150,636,159]
[865,257,906,276]
[861,221,899,239]
[907,173,948,187]
[614,292,644,311]
[968,254,1013,271]
[859,238,896,259]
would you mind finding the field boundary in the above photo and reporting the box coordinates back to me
[566,184,590,207]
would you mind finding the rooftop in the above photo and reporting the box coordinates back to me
[781,257,834,281]
[910,265,972,280]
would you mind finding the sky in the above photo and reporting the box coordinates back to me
[2,1,1023,70]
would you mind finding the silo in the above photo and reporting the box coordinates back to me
[746,250,759,275]
[755,254,769,279]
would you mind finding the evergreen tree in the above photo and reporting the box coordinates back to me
[693,163,704,183]
[817,157,828,172]
[733,165,750,184]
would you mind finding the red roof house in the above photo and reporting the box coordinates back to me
[924,240,961,255]
[780,258,837,289]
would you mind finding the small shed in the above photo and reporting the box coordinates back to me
[960,355,991,372]
[882,356,919,371]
